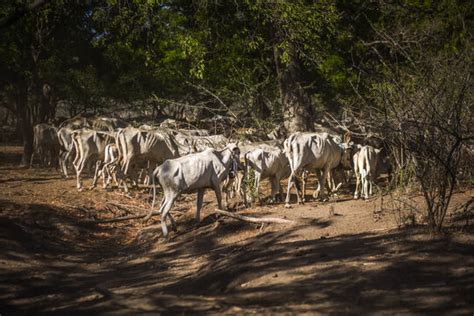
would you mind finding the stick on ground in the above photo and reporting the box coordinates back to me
[86,205,295,225]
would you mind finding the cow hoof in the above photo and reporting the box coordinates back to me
[77,187,84,192]
[88,186,96,191]
[284,203,292,208]
[301,198,306,203]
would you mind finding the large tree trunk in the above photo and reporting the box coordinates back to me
[274,43,314,133]
[15,78,33,166]
[39,83,54,122]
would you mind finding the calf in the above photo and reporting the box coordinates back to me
[354,145,382,199]
[244,146,290,203]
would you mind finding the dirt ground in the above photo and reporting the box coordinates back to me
[1,145,473,315]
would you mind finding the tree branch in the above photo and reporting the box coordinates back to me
[0,0,50,30]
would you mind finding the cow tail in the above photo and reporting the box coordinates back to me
[244,152,250,177]
[118,129,127,173]
[71,131,81,167]
[151,167,161,210]
[151,169,157,209]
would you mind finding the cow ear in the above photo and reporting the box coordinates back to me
[355,144,362,150]
[375,148,382,154]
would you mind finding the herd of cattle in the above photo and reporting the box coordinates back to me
[30,116,390,237]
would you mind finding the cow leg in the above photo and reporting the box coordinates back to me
[230,177,236,199]
[269,176,278,203]
[29,150,35,168]
[317,168,330,201]
[59,151,68,178]
[147,194,177,234]
[62,150,70,177]
[295,177,303,204]
[111,165,120,187]
[90,160,102,189]
[361,169,369,199]
[325,170,336,197]
[212,178,224,210]
[105,163,118,188]
[301,170,308,202]
[137,167,148,187]
[354,171,361,199]
[239,170,249,207]
[120,157,133,193]
[221,177,232,209]
[368,174,375,197]
[144,195,165,222]
[196,189,205,222]
[313,170,321,199]
[254,171,262,203]
[72,149,81,171]
[75,158,85,191]
[285,173,294,208]
[102,163,110,189]
[160,194,178,238]
[63,149,74,178]
[285,172,303,208]
[278,181,285,203]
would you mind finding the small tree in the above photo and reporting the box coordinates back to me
[371,55,472,231]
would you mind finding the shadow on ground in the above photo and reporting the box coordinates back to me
[0,199,473,315]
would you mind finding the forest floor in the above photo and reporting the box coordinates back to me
[0,145,473,315]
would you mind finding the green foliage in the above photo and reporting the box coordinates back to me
[243,168,259,204]
[0,0,471,124]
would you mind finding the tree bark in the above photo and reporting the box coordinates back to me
[15,77,33,166]
[274,43,314,133]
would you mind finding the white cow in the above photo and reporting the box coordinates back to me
[178,128,209,136]
[91,143,121,189]
[72,129,115,191]
[186,135,229,152]
[244,146,290,203]
[30,123,60,168]
[222,140,283,207]
[354,145,382,199]
[284,132,353,207]
[57,126,75,178]
[116,127,180,192]
[147,144,240,238]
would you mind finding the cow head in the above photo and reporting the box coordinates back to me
[226,143,241,161]
[225,143,240,178]
[339,141,357,169]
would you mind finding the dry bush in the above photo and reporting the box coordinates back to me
[356,54,473,232]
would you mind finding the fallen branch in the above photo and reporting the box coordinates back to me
[214,209,295,225]
[86,203,295,225]
[106,202,146,215]
[86,210,160,223]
